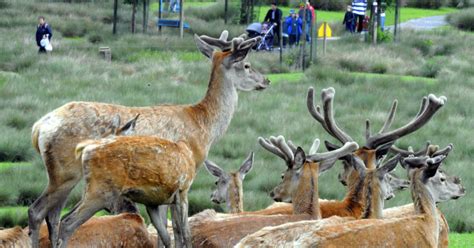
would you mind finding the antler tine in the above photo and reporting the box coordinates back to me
[309,139,320,155]
[275,136,295,163]
[258,137,289,162]
[416,96,428,118]
[366,94,446,149]
[219,30,229,41]
[432,143,454,157]
[321,87,354,143]
[287,140,298,154]
[390,141,432,157]
[378,100,398,134]
[199,30,233,50]
[307,87,332,135]
[365,119,371,140]
[307,142,359,162]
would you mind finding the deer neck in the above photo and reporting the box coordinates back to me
[361,171,383,219]
[411,170,438,225]
[343,169,364,214]
[227,172,244,214]
[292,162,321,218]
[193,53,238,148]
[355,149,377,169]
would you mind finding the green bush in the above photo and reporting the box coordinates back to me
[88,33,103,44]
[448,7,474,31]
[405,0,444,9]
[420,57,443,77]
[312,0,347,11]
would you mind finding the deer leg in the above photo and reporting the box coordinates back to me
[179,192,192,248]
[56,193,105,248]
[171,195,184,248]
[45,193,69,247]
[147,205,171,248]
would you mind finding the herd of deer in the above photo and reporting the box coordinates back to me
[0,30,466,248]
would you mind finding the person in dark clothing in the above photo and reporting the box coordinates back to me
[264,2,282,46]
[342,5,356,33]
[36,16,52,53]
[298,2,313,41]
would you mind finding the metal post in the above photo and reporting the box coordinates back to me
[312,14,317,64]
[373,1,377,44]
[143,0,148,33]
[158,0,162,33]
[394,0,400,41]
[300,5,307,70]
[179,0,184,38]
[224,0,228,24]
[279,19,283,66]
[112,0,118,34]
[323,22,327,55]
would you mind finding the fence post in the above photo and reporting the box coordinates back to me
[323,22,327,55]
[279,19,283,66]
[112,0,118,35]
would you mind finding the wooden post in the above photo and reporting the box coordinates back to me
[372,1,377,44]
[158,0,162,33]
[99,47,112,62]
[394,0,400,41]
[131,0,137,33]
[300,4,307,70]
[143,0,148,33]
[224,0,228,24]
[323,22,327,55]
[279,19,283,66]
[179,0,184,38]
[113,0,118,34]
[312,14,317,64]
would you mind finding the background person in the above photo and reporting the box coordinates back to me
[343,5,356,33]
[285,9,302,47]
[36,16,52,53]
[264,2,282,46]
[351,0,367,33]
[298,1,314,42]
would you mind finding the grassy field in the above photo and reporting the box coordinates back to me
[0,0,473,245]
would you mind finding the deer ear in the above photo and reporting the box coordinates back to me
[352,156,366,177]
[109,114,121,134]
[117,114,139,135]
[318,158,338,174]
[375,141,394,159]
[239,152,254,180]
[377,154,400,180]
[293,147,306,170]
[194,34,214,59]
[204,160,225,178]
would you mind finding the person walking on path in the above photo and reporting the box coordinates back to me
[351,0,367,33]
[285,9,302,47]
[343,5,356,33]
[264,2,283,46]
[36,16,52,53]
[298,1,314,41]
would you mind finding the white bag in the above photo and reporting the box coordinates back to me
[41,37,53,52]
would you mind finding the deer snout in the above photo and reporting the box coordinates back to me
[385,193,395,200]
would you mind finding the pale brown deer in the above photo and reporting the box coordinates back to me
[33,213,155,248]
[29,31,268,247]
[204,152,254,213]
[0,226,30,248]
[190,140,358,247]
[237,154,464,247]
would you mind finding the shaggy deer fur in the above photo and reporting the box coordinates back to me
[204,152,254,213]
[29,30,268,247]
[0,226,30,248]
[190,141,358,247]
[237,155,459,247]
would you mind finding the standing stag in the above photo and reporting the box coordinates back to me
[191,139,358,247]
[29,30,268,247]
[204,152,254,213]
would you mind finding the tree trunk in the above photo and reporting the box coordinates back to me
[143,0,148,33]
[113,0,118,34]
[131,0,137,33]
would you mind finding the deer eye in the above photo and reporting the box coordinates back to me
[440,177,446,182]
[281,174,284,179]
[215,181,218,185]
[244,64,250,69]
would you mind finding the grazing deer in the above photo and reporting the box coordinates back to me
[0,226,30,248]
[204,152,254,213]
[190,139,358,247]
[29,30,268,247]
[307,87,446,183]
[34,213,155,248]
[237,154,464,247]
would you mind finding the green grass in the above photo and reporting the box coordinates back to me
[0,162,30,171]
[449,233,474,248]
[267,72,305,83]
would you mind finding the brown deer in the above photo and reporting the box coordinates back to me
[237,154,464,247]
[204,152,254,213]
[190,139,358,247]
[29,31,268,247]
[33,213,155,248]
[0,226,30,248]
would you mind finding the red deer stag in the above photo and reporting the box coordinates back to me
[204,152,254,213]
[0,226,30,248]
[237,154,464,247]
[29,30,268,247]
[190,139,358,247]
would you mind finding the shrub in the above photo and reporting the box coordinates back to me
[448,7,474,31]
[312,0,347,11]
[405,0,444,9]
[420,57,443,77]
[88,33,103,44]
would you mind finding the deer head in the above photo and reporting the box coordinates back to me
[258,136,358,202]
[194,30,270,92]
[204,152,254,213]
[307,87,446,185]
[399,144,465,202]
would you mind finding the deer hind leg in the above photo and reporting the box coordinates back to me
[28,180,78,248]
[147,205,171,248]
[171,191,191,248]
[179,192,192,248]
[56,193,105,248]
[171,195,184,248]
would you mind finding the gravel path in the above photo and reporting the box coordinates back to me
[390,15,448,31]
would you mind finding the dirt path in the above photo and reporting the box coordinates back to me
[391,15,448,30]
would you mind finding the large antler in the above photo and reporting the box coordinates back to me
[390,141,432,157]
[365,94,447,149]
[258,135,296,166]
[199,30,257,52]
[307,87,354,144]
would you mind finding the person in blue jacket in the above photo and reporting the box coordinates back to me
[285,9,302,47]
[36,16,52,53]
